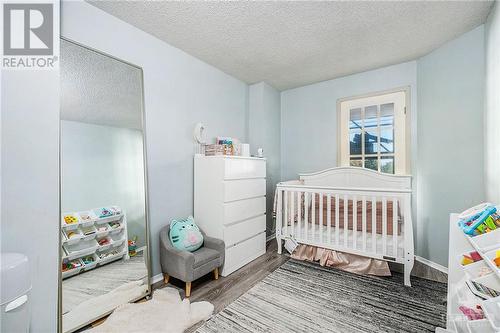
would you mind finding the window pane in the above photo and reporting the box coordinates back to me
[350,157,362,168]
[364,157,378,171]
[380,156,394,174]
[349,108,362,130]
[364,105,378,128]
[380,103,394,126]
[349,131,362,155]
[380,127,394,153]
[364,129,378,154]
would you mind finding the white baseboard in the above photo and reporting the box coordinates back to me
[150,273,163,285]
[415,255,448,274]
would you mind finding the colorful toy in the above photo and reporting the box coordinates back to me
[169,216,203,252]
[128,236,137,257]
[98,238,111,246]
[110,206,122,215]
[459,305,484,320]
[82,256,95,265]
[94,207,113,218]
[62,259,82,272]
[461,251,482,266]
[66,231,79,239]
[458,203,497,236]
[79,212,93,222]
[494,250,500,267]
[109,222,121,229]
[97,225,108,233]
[64,215,78,224]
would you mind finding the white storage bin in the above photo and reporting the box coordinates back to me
[110,232,125,247]
[62,213,79,230]
[79,224,97,241]
[62,259,84,279]
[466,318,496,333]
[453,318,470,333]
[467,273,500,299]
[98,247,126,265]
[108,221,124,234]
[95,213,123,225]
[482,297,500,331]
[81,253,99,271]
[63,239,98,260]
[97,236,113,252]
[469,228,500,253]
[95,224,110,237]
[62,229,83,245]
[76,210,98,226]
[485,249,500,276]
[461,258,492,279]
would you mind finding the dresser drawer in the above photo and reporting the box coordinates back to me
[222,231,266,276]
[224,158,266,180]
[224,178,265,202]
[224,215,266,246]
[224,196,265,224]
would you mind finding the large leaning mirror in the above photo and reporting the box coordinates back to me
[59,38,151,333]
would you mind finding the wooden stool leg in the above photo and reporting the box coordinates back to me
[163,273,169,285]
[213,267,219,280]
[185,282,191,298]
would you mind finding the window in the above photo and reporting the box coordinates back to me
[338,90,408,174]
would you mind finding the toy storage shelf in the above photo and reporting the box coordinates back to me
[445,212,500,333]
[61,207,129,279]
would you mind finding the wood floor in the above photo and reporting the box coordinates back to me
[156,240,288,313]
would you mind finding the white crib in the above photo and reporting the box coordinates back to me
[275,167,415,286]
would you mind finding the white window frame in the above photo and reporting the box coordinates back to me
[337,87,411,175]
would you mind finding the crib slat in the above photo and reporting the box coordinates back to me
[372,196,376,253]
[327,194,332,244]
[352,196,357,250]
[277,189,282,245]
[297,191,301,239]
[304,192,309,241]
[283,190,290,236]
[318,193,323,243]
[311,193,315,242]
[343,195,348,247]
[335,195,340,245]
[362,197,367,251]
[290,191,295,236]
[393,198,398,258]
[382,197,387,255]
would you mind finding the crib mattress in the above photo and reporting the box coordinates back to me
[285,222,405,260]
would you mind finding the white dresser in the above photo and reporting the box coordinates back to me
[194,154,266,276]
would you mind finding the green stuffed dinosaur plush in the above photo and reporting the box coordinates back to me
[169,216,203,252]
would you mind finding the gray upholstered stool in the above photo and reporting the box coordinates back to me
[159,223,225,297]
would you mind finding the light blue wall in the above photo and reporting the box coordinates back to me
[281,61,417,181]
[248,82,281,236]
[417,25,485,266]
[281,25,486,267]
[1,71,60,332]
[62,1,249,278]
[485,2,500,204]
[61,121,147,247]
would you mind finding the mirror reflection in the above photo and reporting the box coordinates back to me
[60,39,150,332]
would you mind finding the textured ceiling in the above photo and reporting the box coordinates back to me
[88,1,493,90]
[61,39,143,129]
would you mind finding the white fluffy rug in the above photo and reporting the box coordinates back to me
[90,287,214,333]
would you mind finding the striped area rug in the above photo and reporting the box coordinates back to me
[197,259,447,333]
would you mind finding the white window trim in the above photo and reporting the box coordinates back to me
[336,86,411,175]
